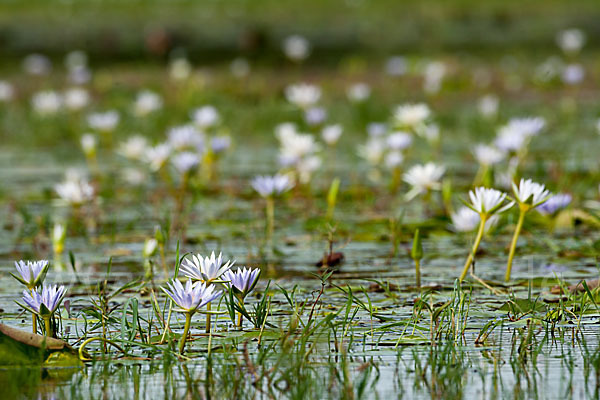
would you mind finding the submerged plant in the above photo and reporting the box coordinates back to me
[161,280,221,354]
[19,284,66,337]
[223,267,261,328]
[505,178,551,281]
[459,187,513,281]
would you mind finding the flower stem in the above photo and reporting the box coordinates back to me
[459,215,487,282]
[414,259,421,289]
[43,316,52,337]
[237,311,243,329]
[179,312,193,355]
[205,302,212,333]
[32,314,37,334]
[505,208,527,282]
[266,196,275,241]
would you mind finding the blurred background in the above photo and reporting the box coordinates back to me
[1,0,599,63]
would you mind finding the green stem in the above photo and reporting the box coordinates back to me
[206,302,212,333]
[179,312,193,355]
[43,316,52,337]
[266,196,275,241]
[459,215,487,282]
[237,311,243,329]
[505,208,527,282]
[415,259,421,289]
[32,314,37,334]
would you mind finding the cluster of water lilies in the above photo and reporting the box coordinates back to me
[11,260,66,337]
[11,253,261,356]
[162,251,260,354]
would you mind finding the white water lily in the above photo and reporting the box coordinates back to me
[80,134,97,157]
[119,135,149,160]
[403,163,445,197]
[358,138,385,165]
[23,54,51,75]
[451,206,498,232]
[167,124,204,151]
[134,90,163,116]
[0,81,14,102]
[321,124,343,146]
[171,151,200,174]
[55,175,94,205]
[556,28,585,55]
[367,122,387,138]
[192,105,220,129]
[346,83,371,102]
[387,132,412,151]
[252,174,294,198]
[282,35,311,62]
[145,143,171,171]
[473,144,504,166]
[180,251,235,283]
[512,178,552,208]
[87,110,119,132]
[385,56,407,76]
[31,91,62,115]
[384,151,404,169]
[63,87,89,111]
[169,57,192,81]
[285,83,321,109]
[466,187,512,215]
[304,107,327,126]
[477,95,499,118]
[394,103,431,128]
[562,64,584,85]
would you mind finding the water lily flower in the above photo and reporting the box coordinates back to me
[477,95,499,119]
[12,260,49,289]
[161,279,222,353]
[211,136,231,154]
[384,151,404,170]
[169,57,192,81]
[387,131,412,151]
[20,284,66,336]
[285,83,321,109]
[172,152,200,175]
[403,162,445,200]
[473,144,504,167]
[562,64,584,85]
[162,279,221,314]
[346,83,371,102]
[282,35,311,62]
[556,28,585,55]
[423,61,446,94]
[367,122,387,137]
[31,90,62,115]
[119,135,149,161]
[505,179,552,281]
[167,124,204,151]
[180,251,235,283]
[252,174,293,198]
[224,267,261,327]
[451,206,498,233]
[134,90,163,116]
[55,176,94,205]
[191,105,220,129]
[321,124,343,146]
[385,56,407,76]
[23,54,51,75]
[224,267,260,301]
[304,107,327,126]
[145,143,171,171]
[52,223,66,255]
[536,193,572,216]
[22,284,66,316]
[81,133,97,158]
[0,80,14,102]
[459,187,513,281]
[63,87,90,111]
[393,103,431,129]
[87,110,119,132]
[358,138,385,165]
